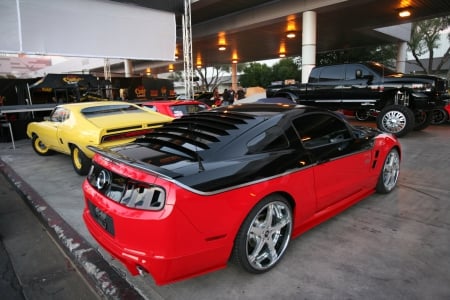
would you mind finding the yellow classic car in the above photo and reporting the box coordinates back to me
[26,101,173,175]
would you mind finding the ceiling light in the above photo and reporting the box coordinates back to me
[398,7,412,18]
[279,52,286,58]
[168,64,174,72]
[286,31,296,39]
[218,44,227,51]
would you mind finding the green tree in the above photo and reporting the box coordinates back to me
[407,16,450,74]
[317,44,397,68]
[271,58,301,82]
[239,62,273,88]
[195,65,229,91]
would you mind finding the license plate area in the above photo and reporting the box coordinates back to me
[88,201,115,236]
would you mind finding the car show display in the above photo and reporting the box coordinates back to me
[82,103,401,285]
[26,101,173,175]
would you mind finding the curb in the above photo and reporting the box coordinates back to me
[0,158,144,300]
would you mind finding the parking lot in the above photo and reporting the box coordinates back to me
[1,120,450,300]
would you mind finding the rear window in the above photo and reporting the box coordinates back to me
[81,105,140,116]
[170,104,208,117]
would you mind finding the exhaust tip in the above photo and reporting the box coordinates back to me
[136,265,146,276]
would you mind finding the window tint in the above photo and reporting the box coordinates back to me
[308,68,320,83]
[292,113,351,149]
[247,126,289,153]
[345,65,372,80]
[170,104,208,117]
[319,65,345,82]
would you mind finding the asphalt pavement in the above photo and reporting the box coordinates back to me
[0,170,100,300]
[1,120,450,300]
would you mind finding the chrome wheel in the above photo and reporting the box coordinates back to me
[234,196,292,273]
[377,105,414,137]
[381,110,407,133]
[376,149,400,194]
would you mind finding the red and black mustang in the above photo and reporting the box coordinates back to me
[82,103,401,285]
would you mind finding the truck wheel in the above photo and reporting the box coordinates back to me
[431,108,448,125]
[413,110,432,131]
[376,105,414,137]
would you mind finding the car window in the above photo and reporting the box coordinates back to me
[50,107,70,122]
[292,113,353,160]
[170,104,208,117]
[318,65,345,82]
[308,68,320,83]
[143,105,158,112]
[345,65,372,80]
[247,126,289,153]
[81,104,140,116]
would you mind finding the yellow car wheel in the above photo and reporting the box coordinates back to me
[31,135,53,156]
[71,146,91,176]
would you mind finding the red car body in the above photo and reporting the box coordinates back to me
[82,104,401,285]
[141,100,209,118]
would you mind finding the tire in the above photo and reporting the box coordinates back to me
[233,195,292,274]
[71,146,91,175]
[376,105,414,137]
[413,110,432,131]
[376,148,400,194]
[31,135,54,156]
[355,109,371,121]
[431,108,448,125]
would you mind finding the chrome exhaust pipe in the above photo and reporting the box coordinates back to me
[136,265,146,276]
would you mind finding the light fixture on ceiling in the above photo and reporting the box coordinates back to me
[232,50,239,64]
[398,7,412,18]
[279,40,286,58]
[218,31,227,51]
[146,67,151,76]
[286,31,296,39]
[168,64,174,72]
[196,53,203,68]
[174,46,179,59]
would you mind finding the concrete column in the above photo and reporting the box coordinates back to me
[124,59,133,77]
[396,41,407,73]
[231,63,238,91]
[301,11,317,83]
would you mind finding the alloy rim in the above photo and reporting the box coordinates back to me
[246,201,292,271]
[382,111,406,133]
[383,151,400,190]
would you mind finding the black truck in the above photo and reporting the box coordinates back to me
[267,61,448,137]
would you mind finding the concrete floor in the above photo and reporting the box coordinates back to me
[1,120,450,300]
